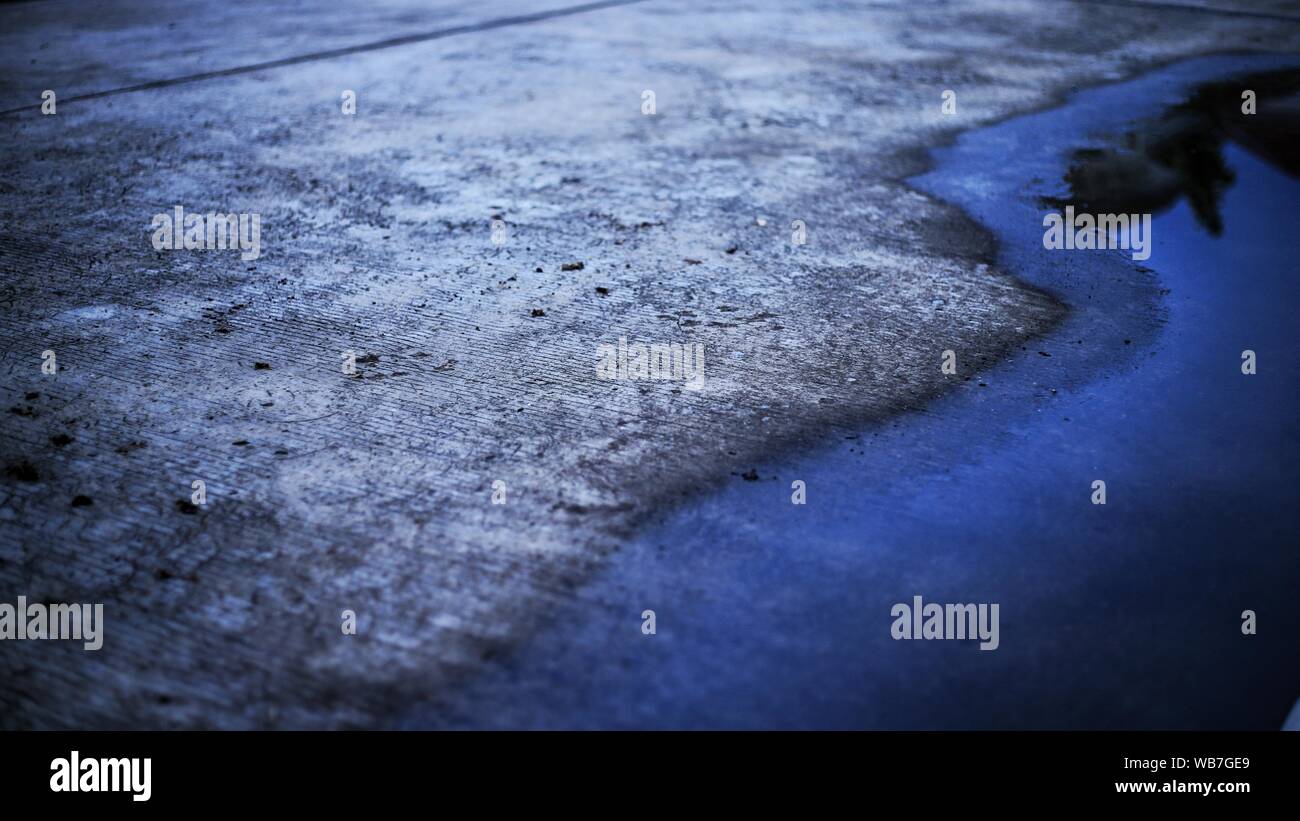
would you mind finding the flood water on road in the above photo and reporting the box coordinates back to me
[415,54,1300,729]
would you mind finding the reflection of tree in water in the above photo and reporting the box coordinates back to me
[1051,70,1300,236]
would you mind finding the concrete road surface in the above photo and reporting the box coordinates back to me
[1,0,1296,727]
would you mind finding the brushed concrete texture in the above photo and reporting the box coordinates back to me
[0,0,1295,728]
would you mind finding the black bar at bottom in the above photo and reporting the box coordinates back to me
[2,731,1294,808]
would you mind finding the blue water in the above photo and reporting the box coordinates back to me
[415,55,1300,729]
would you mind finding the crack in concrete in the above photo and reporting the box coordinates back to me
[1067,0,1300,23]
[0,0,652,117]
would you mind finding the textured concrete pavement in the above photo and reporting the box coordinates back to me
[1,0,1297,727]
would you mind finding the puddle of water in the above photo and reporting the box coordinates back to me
[410,55,1300,729]
[1049,67,1300,236]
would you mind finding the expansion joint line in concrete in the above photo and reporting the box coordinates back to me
[1067,0,1300,23]
[0,0,651,117]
